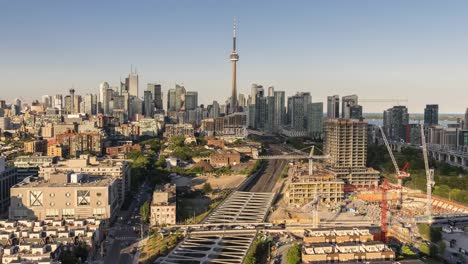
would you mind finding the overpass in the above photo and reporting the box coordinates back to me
[203,191,275,224]
[154,230,257,264]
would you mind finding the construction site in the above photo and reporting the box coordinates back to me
[264,119,468,246]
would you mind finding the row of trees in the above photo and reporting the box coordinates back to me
[367,144,468,204]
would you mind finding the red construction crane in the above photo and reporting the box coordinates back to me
[379,179,401,242]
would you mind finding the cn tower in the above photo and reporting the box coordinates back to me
[230,21,239,113]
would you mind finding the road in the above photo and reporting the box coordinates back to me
[102,181,152,264]
[247,144,287,193]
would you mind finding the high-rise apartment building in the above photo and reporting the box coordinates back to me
[0,157,16,215]
[238,93,246,110]
[83,94,97,116]
[185,92,198,111]
[424,104,439,126]
[250,84,264,105]
[210,101,220,118]
[167,89,176,112]
[265,96,275,134]
[53,94,63,110]
[350,105,363,119]
[175,84,186,111]
[327,95,340,119]
[324,119,379,186]
[341,95,358,119]
[325,119,367,168]
[307,102,323,138]
[268,86,274,97]
[465,108,468,130]
[383,106,409,142]
[99,82,110,114]
[273,91,285,133]
[287,92,311,131]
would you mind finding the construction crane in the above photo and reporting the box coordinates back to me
[300,187,321,228]
[360,99,409,105]
[379,179,401,242]
[378,126,410,208]
[420,124,435,219]
[253,146,330,176]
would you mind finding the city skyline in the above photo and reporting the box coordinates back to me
[2,1,468,113]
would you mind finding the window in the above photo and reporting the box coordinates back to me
[96,201,102,205]
[50,202,55,206]
[93,208,106,216]
[62,209,74,216]
[46,209,59,217]
[77,190,90,206]
[96,193,102,197]
[49,193,55,197]
[65,192,71,197]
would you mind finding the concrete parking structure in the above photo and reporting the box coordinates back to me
[204,191,275,224]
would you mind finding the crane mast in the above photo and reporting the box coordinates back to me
[420,124,435,219]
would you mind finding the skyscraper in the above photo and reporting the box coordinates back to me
[230,22,239,114]
[464,109,468,130]
[83,94,97,116]
[327,95,340,119]
[250,84,264,105]
[210,101,220,118]
[185,92,198,111]
[341,95,358,119]
[273,91,285,133]
[265,96,275,134]
[99,82,110,114]
[383,106,409,142]
[308,102,323,138]
[175,84,186,111]
[53,94,63,110]
[350,105,363,119]
[147,84,163,110]
[268,86,274,97]
[144,90,154,118]
[287,92,311,130]
[325,118,367,169]
[424,104,439,125]
[69,88,75,115]
[238,93,246,110]
[126,71,139,97]
[167,89,176,112]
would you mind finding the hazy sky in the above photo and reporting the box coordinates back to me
[1,0,468,113]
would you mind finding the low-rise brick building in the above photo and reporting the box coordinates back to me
[209,150,241,167]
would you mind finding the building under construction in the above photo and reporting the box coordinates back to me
[287,163,344,205]
[324,118,380,187]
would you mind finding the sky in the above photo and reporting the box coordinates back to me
[1,0,468,113]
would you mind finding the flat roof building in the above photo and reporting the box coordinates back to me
[150,184,176,226]
[9,173,119,220]
[302,228,395,263]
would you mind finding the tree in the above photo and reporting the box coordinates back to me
[401,245,417,258]
[286,243,301,264]
[155,155,167,169]
[419,243,430,256]
[140,201,150,223]
[437,241,446,256]
[201,183,213,195]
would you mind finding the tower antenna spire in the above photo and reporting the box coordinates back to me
[233,18,237,51]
